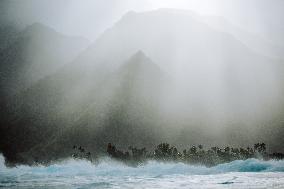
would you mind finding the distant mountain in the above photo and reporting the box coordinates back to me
[0,23,89,99]
[201,15,284,60]
[35,51,172,161]
[1,51,171,164]
[1,10,284,164]
[59,9,284,153]
[70,9,284,127]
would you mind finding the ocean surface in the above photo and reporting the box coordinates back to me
[0,154,284,189]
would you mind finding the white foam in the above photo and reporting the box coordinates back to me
[1,154,284,188]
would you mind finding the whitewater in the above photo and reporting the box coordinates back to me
[0,154,284,189]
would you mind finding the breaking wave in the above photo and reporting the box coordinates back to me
[0,154,283,176]
[1,154,284,188]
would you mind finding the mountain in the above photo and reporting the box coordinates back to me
[1,51,171,164]
[66,9,284,152]
[201,15,284,60]
[0,23,89,100]
[1,9,284,164]
[34,51,172,161]
[69,9,284,133]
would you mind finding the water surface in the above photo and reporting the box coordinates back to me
[1,155,283,188]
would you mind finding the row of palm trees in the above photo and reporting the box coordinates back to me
[105,142,283,166]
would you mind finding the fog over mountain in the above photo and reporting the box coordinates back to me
[0,6,283,165]
[0,23,89,99]
[201,16,284,60]
[2,0,284,45]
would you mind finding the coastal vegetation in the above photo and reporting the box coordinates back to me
[72,142,284,167]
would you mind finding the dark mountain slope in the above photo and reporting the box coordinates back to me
[0,23,89,99]
[1,51,171,164]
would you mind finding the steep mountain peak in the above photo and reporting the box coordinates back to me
[21,22,89,45]
[125,50,155,69]
[0,22,89,98]
[130,50,147,61]
[118,50,164,79]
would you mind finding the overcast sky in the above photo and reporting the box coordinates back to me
[1,0,283,42]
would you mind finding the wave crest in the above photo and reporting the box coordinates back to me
[0,154,283,176]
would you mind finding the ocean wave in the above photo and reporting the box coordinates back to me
[0,154,283,177]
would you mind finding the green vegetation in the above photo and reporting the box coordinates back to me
[71,142,284,167]
[105,142,283,167]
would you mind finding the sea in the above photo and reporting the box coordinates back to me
[0,154,284,189]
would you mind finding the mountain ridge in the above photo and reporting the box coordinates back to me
[7,51,170,163]
[0,22,89,99]
[1,10,284,164]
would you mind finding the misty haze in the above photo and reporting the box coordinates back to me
[0,0,284,188]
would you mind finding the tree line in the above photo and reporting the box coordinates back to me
[72,142,284,167]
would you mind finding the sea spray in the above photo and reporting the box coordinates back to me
[1,154,284,176]
[1,154,284,188]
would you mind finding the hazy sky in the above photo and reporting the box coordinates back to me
[1,0,284,42]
